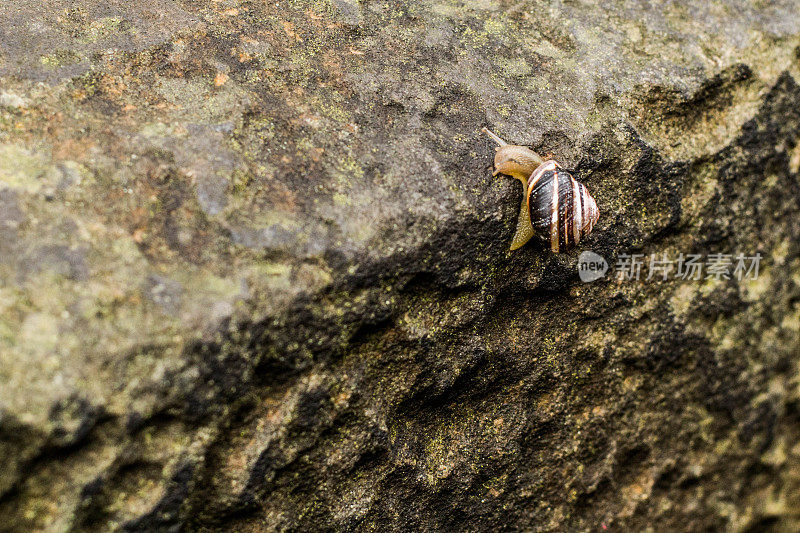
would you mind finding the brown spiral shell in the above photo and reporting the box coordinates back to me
[526,160,598,253]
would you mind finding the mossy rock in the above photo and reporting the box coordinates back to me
[1,1,800,531]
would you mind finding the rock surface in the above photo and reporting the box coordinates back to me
[1,0,800,531]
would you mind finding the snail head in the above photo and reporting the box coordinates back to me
[492,145,544,184]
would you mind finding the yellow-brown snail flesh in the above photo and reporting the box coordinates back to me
[482,127,598,253]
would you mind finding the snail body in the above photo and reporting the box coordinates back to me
[482,128,598,253]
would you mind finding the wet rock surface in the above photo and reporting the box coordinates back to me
[1,1,800,531]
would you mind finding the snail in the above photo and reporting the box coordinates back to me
[483,127,598,253]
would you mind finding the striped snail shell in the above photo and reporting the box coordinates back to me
[482,128,599,253]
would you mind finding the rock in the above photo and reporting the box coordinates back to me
[1,0,800,531]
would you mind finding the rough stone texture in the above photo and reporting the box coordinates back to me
[1,1,800,531]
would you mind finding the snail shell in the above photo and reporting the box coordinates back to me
[526,160,598,253]
[482,127,599,253]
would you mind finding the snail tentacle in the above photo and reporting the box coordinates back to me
[481,127,508,146]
